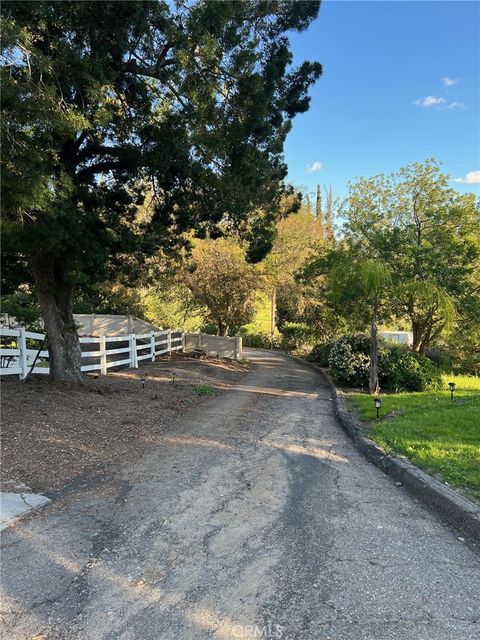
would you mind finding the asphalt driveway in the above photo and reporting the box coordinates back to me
[1,349,479,639]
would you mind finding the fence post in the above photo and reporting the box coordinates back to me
[167,329,172,355]
[19,327,28,380]
[235,336,242,361]
[129,333,138,368]
[181,332,186,352]
[100,335,107,375]
[150,331,155,362]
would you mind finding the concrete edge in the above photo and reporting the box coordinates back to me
[0,491,51,533]
[287,352,480,543]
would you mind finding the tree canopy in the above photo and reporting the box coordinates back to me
[319,160,480,354]
[183,238,258,336]
[1,0,321,379]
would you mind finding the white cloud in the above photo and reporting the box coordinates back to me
[305,161,322,173]
[446,101,465,109]
[413,95,446,107]
[454,170,480,185]
[412,96,466,110]
[442,76,458,87]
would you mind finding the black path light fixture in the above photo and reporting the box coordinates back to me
[374,396,382,419]
[141,376,146,390]
[448,381,456,401]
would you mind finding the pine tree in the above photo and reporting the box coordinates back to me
[315,184,325,240]
[325,186,335,240]
[1,0,321,381]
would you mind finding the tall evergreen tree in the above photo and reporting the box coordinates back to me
[315,184,325,240]
[1,0,322,381]
[325,186,334,240]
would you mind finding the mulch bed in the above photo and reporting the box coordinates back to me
[1,355,249,494]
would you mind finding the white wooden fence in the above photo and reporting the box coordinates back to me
[0,327,184,379]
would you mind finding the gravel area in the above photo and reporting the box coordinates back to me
[1,354,249,494]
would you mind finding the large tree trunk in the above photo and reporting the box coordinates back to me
[419,321,445,356]
[418,334,430,356]
[31,255,83,382]
[412,319,437,355]
[369,302,380,395]
[411,320,423,353]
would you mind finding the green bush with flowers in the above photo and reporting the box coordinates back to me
[313,334,442,392]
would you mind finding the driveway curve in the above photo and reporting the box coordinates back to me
[1,348,479,640]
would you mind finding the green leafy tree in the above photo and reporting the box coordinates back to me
[73,282,147,319]
[141,271,202,332]
[261,191,326,330]
[1,0,321,380]
[343,160,480,354]
[0,288,43,329]
[183,239,259,336]
[395,281,456,354]
[298,243,360,340]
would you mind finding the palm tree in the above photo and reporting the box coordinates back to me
[331,259,391,394]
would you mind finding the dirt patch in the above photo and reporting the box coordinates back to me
[1,355,249,494]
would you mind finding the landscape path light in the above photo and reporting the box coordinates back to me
[448,381,456,401]
[374,397,382,419]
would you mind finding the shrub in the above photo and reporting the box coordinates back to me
[425,346,453,373]
[0,291,43,330]
[280,322,315,352]
[308,341,335,366]
[427,341,480,377]
[327,334,442,392]
[200,323,219,335]
[328,335,372,387]
[458,352,480,377]
[382,346,443,392]
[238,324,281,349]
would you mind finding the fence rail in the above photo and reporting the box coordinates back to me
[0,327,184,379]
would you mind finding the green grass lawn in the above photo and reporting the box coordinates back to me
[347,375,480,502]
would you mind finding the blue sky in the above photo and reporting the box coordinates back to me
[285,0,480,200]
